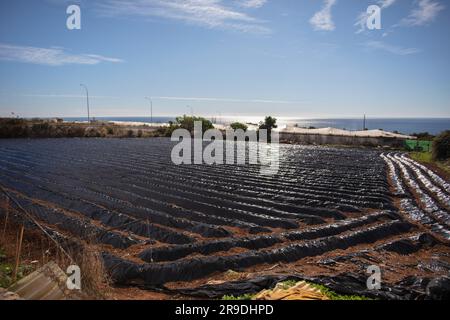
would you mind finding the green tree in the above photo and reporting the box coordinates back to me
[259,116,278,142]
[432,130,450,161]
[174,115,214,133]
[412,132,435,141]
[230,122,248,132]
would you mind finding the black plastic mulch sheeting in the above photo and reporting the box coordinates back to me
[103,220,415,286]
[0,139,394,225]
[164,273,450,300]
[378,233,440,255]
[0,202,85,254]
[4,194,141,249]
[138,211,396,262]
[0,171,223,242]
[0,174,195,245]
[317,232,444,269]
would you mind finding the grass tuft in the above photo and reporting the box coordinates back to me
[410,152,450,175]
[221,293,255,300]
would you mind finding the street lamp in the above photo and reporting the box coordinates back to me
[145,97,153,124]
[187,105,193,117]
[80,84,90,123]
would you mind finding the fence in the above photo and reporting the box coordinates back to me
[404,140,432,152]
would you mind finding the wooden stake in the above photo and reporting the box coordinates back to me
[12,225,24,282]
[1,198,9,243]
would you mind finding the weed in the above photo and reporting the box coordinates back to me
[221,293,255,300]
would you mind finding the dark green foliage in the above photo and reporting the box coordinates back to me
[230,122,248,132]
[258,116,278,142]
[31,122,51,137]
[106,126,115,135]
[175,115,214,133]
[0,118,30,138]
[412,132,435,141]
[432,130,450,161]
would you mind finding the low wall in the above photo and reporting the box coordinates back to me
[279,132,406,148]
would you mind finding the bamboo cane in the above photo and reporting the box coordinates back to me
[12,225,25,282]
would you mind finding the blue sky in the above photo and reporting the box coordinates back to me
[0,0,449,118]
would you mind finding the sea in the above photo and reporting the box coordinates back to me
[63,117,450,136]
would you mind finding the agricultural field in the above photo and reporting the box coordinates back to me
[0,138,449,299]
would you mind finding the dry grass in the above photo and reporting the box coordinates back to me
[68,247,112,299]
[0,195,113,299]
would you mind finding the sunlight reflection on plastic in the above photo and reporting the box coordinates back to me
[171,121,279,175]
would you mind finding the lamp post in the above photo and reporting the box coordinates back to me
[145,97,153,124]
[187,105,193,117]
[80,84,90,123]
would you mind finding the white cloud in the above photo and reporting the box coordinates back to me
[355,0,396,34]
[237,0,267,9]
[400,0,444,26]
[310,0,337,31]
[379,0,396,9]
[154,96,302,104]
[365,40,420,55]
[0,43,123,66]
[17,94,118,99]
[95,0,271,34]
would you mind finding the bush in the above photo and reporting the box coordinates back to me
[432,130,450,161]
[67,126,86,137]
[258,116,277,131]
[84,127,107,138]
[0,118,29,138]
[412,132,435,141]
[175,115,214,133]
[258,116,278,142]
[230,122,248,132]
[31,123,51,137]
[106,127,114,135]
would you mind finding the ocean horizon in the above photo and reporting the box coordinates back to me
[63,116,450,136]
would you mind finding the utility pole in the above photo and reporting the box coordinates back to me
[80,84,90,123]
[145,97,153,124]
[187,105,193,117]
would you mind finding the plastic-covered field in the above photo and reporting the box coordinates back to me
[0,138,449,298]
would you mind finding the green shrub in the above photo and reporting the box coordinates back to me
[230,122,248,132]
[258,116,278,142]
[106,126,114,135]
[162,125,179,137]
[0,118,29,138]
[412,132,435,141]
[84,127,106,138]
[432,130,450,161]
[67,126,86,137]
[308,283,372,300]
[175,115,214,133]
[31,123,51,137]
[221,293,254,300]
